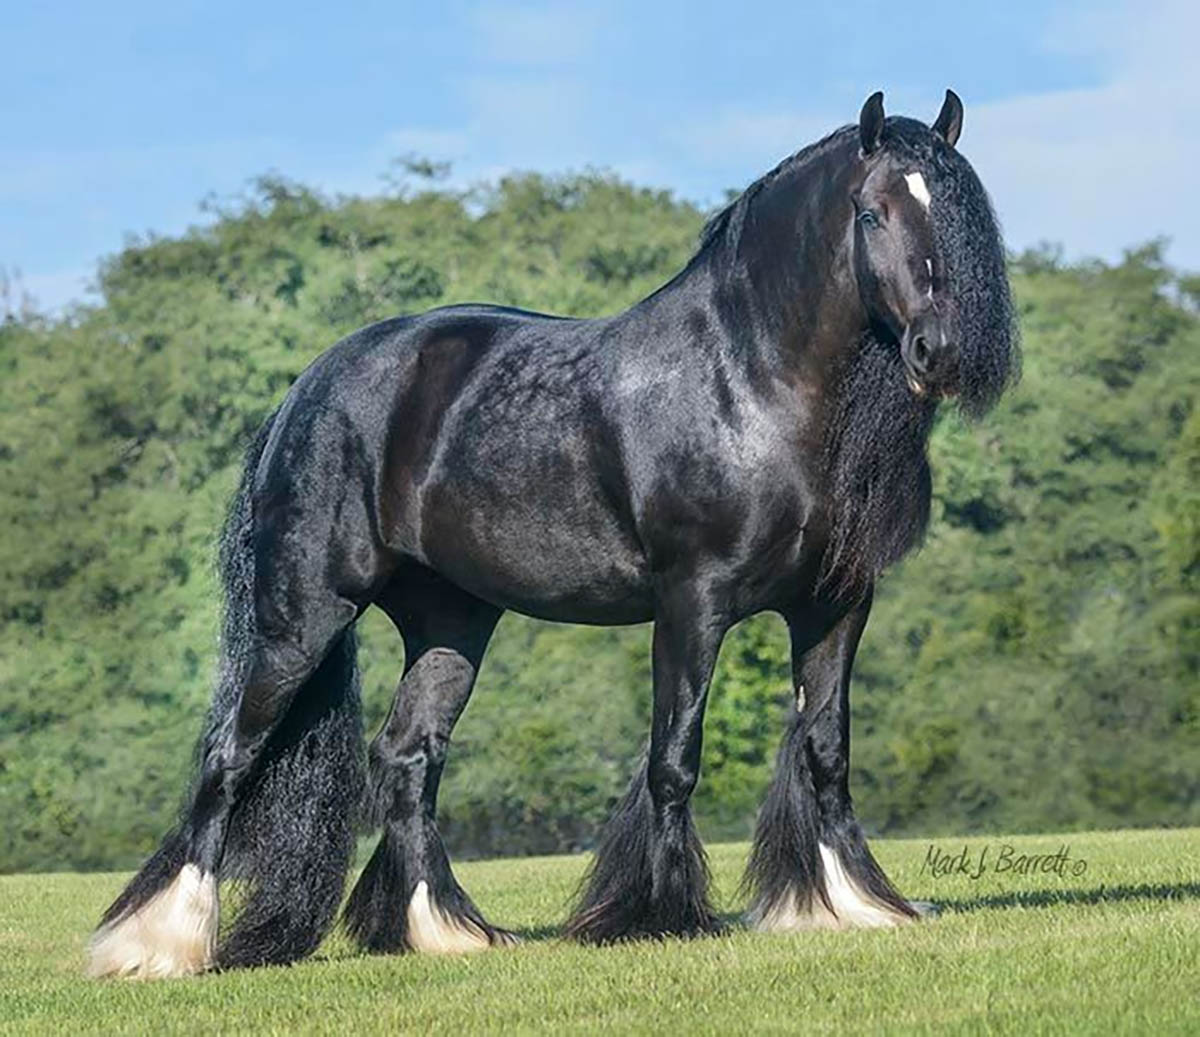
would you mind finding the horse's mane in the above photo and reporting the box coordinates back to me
[700,115,1018,597]
[825,118,1018,596]
[819,329,936,599]
[696,126,855,255]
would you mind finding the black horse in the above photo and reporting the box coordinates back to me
[89,90,1015,978]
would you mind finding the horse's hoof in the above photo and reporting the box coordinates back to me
[566,906,722,945]
[405,881,516,954]
[87,864,218,980]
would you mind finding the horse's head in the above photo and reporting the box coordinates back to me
[848,90,1015,413]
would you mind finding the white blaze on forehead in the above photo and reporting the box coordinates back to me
[904,171,931,209]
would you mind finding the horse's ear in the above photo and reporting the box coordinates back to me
[932,89,963,148]
[859,91,886,155]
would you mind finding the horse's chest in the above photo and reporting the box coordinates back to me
[728,504,828,614]
[637,464,825,614]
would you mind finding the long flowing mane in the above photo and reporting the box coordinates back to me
[823,117,1018,596]
[698,117,1017,597]
[696,126,853,256]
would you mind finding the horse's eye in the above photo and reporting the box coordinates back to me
[858,209,879,229]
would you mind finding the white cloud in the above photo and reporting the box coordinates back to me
[667,108,835,169]
[967,81,1187,264]
[965,0,1199,268]
[461,74,591,154]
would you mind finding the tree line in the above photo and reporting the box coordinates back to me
[1,164,1197,872]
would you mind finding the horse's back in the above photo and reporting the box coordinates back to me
[252,304,652,622]
[263,303,582,471]
[379,308,653,622]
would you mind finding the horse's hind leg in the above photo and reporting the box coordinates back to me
[745,595,919,930]
[88,600,360,978]
[89,433,376,977]
[344,569,513,954]
[88,578,364,977]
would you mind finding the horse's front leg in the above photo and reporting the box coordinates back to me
[567,578,727,943]
[746,590,924,930]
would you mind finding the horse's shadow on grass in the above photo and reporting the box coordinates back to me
[507,911,748,945]
[507,885,1200,944]
[938,881,1200,915]
[509,924,562,942]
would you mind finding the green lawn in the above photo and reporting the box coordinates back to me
[2,828,1197,1034]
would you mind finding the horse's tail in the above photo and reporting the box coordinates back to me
[89,413,365,975]
[211,413,365,967]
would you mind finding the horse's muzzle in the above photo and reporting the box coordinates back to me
[901,315,955,397]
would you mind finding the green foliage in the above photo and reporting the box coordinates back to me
[0,169,1197,873]
[694,615,792,836]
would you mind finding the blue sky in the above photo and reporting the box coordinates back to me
[3,1,1195,311]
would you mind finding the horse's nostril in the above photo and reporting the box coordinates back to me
[912,335,931,371]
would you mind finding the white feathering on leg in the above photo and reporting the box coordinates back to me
[405,880,492,954]
[755,843,915,932]
[815,843,908,928]
[87,864,218,979]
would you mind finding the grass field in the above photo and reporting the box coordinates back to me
[2,828,1198,1034]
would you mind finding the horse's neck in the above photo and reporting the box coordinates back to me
[613,141,867,440]
[723,152,866,388]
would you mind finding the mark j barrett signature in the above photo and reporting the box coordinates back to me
[920,843,1088,881]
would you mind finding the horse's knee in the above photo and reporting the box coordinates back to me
[370,727,443,778]
[373,651,473,767]
[368,722,453,822]
[648,757,698,813]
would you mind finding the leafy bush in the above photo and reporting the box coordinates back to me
[1,172,1196,872]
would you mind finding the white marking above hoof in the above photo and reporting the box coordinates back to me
[754,843,916,932]
[87,864,218,980]
[406,880,493,954]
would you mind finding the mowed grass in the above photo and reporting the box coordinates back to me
[1,828,1198,1035]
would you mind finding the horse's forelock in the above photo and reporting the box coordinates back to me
[883,118,1019,417]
